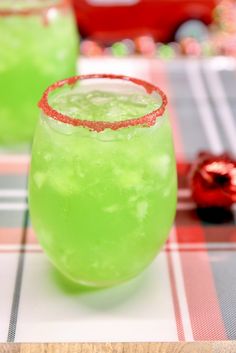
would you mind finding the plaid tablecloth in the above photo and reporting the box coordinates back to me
[0,57,236,343]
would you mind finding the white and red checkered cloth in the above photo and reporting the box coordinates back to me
[0,57,236,342]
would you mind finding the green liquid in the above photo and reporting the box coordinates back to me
[0,3,78,145]
[29,90,177,287]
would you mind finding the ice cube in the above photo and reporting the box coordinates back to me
[136,201,148,220]
[149,154,171,178]
[51,168,79,195]
[115,169,143,190]
[33,172,46,189]
[44,153,52,162]
[128,195,139,204]
[47,118,75,135]
[130,94,148,106]
[103,204,120,213]
[90,96,112,105]
[163,187,171,197]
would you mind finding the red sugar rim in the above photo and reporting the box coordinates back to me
[0,0,69,16]
[39,74,168,132]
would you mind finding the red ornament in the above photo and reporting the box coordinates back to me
[189,152,236,208]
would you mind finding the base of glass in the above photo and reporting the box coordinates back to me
[57,271,142,289]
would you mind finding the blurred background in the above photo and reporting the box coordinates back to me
[73,0,236,59]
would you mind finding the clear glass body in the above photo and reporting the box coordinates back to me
[29,75,177,287]
[0,0,78,145]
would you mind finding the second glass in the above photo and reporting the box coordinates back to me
[0,0,78,145]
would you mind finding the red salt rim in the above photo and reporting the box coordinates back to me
[0,0,69,16]
[38,74,168,133]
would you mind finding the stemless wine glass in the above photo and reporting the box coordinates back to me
[29,74,177,287]
[0,0,78,145]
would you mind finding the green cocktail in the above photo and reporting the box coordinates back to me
[29,74,177,287]
[0,0,78,145]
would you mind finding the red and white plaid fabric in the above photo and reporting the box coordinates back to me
[0,57,236,342]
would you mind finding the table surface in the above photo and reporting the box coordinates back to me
[0,57,236,344]
[1,342,236,353]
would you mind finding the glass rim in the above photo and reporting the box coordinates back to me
[0,0,69,16]
[38,74,168,133]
